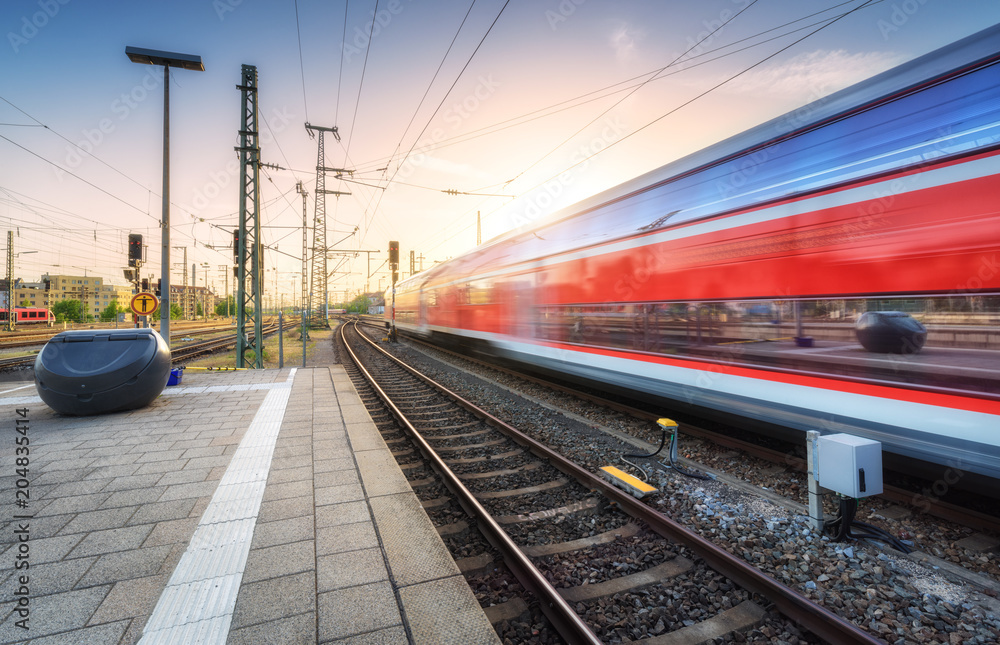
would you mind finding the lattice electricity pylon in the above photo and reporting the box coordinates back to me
[295,181,309,322]
[304,123,352,328]
[236,64,263,368]
[5,231,14,332]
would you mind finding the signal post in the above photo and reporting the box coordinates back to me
[389,240,398,342]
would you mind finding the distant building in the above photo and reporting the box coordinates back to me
[366,292,385,316]
[20,274,134,318]
[170,284,218,319]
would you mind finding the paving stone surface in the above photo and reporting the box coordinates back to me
[0,369,283,643]
[0,343,498,644]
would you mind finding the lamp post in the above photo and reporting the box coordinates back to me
[126,46,204,350]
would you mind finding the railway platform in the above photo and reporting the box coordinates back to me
[0,366,499,644]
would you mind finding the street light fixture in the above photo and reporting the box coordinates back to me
[125,45,204,350]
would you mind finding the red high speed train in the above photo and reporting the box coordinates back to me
[388,26,1000,482]
[0,307,55,326]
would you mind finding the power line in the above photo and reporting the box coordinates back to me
[345,0,878,176]
[337,1,349,125]
[384,0,511,191]
[359,0,511,254]
[504,0,761,188]
[293,0,310,123]
[0,133,153,218]
[386,0,480,183]
[424,0,881,255]
[343,0,380,162]
[535,0,880,190]
[0,94,223,238]
[0,95,153,196]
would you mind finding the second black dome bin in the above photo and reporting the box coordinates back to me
[34,328,172,416]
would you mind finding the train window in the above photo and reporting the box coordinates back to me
[531,296,998,396]
[467,281,493,305]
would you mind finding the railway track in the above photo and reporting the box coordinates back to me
[169,323,279,362]
[0,321,283,369]
[338,320,879,644]
[0,321,253,350]
[363,321,1000,537]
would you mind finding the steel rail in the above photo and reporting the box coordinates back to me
[170,323,281,362]
[351,323,885,645]
[340,323,605,645]
[390,331,1000,536]
[0,324,240,350]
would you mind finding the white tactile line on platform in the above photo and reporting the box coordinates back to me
[0,384,34,395]
[160,382,280,396]
[0,394,43,406]
[137,367,297,645]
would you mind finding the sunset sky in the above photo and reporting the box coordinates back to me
[2,0,998,303]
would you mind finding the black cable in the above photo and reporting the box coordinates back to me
[621,425,710,480]
[824,497,912,553]
[624,428,668,459]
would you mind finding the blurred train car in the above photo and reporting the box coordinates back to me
[0,307,55,326]
[388,26,1000,483]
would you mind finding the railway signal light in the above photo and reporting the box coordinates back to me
[141,278,149,292]
[128,234,143,267]
[155,279,161,297]
[388,240,399,268]
[233,229,240,263]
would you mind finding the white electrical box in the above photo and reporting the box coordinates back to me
[816,433,883,498]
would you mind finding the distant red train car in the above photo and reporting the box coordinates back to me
[0,307,55,326]
[389,26,1000,481]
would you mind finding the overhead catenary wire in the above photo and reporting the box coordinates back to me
[336,0,349,126]
[503,0,761,189]
[339,0,879,177]
[342,0,379,163]
[514,0,880,196]
[0,134,153,220]
[421,0,882,257]
[380,0,511,191]
[0,96,217,261]
[293,0,310,124]
[383,0,480,188]
[356,0,511,258]
[0,95,208,228]
[351,0,481,257]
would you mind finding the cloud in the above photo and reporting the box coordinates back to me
[720,49,906,98]
[417,155,494,182]
[610,23,643,63]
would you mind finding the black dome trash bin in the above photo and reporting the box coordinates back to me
[855,311,927,354]
[34,328,172,416]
